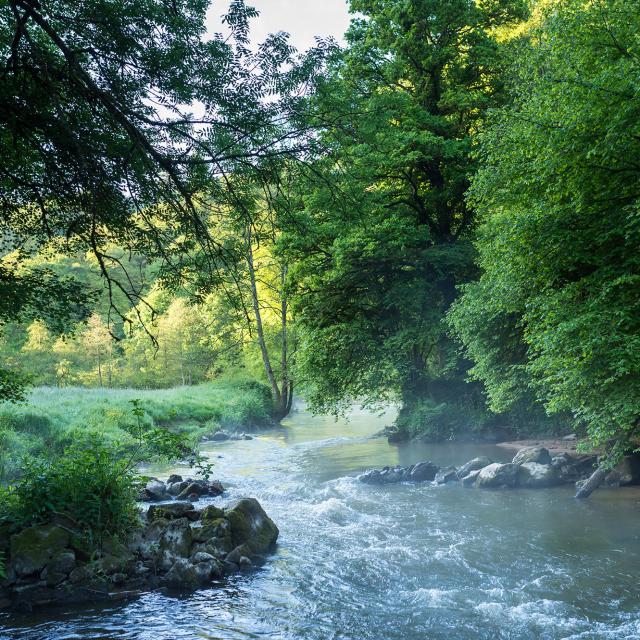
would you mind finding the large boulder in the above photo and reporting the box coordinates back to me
[456,456,492,480]
[512,446,552,466]
[409,461,439,482]
[517,462,560,488]
[225,498,279,555]
[164,558,199,589]
[141,479,167,502]
[158,519,193,569]
[10,525,70,577]
[476,463,519,489]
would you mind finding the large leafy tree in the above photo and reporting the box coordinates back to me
[287,0,527,435]
[449,0,640,458]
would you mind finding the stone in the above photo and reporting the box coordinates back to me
[613,454,640,486]
[10,525,70,577]
[191,552,216,564]
[142,479,167,502]
[164,558,199,589]
[512,446,552,466]
[147,502,198,522]
[193,560,222,584]
[434,466,458,484]
[40,568,67,587]
[552,453,597,482]
[176,483,206,501]
[238,556,252,569]
[158,518,193,567]
[167,481,189,496]
[562,434,577,441]
[46,551,76,576]
[476,463,519,489]
[211,431,231,442]
[456,457,492,480]
[225,498,279,554]
[226,544,252,564]
[191,519,229,544]
[207,480,225,496]
[201,505,225,522]
[167,474,183,484]
[517,462,560,488]
[409,461,439,482]
[461,469,481,487]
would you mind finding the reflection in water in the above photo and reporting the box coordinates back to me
[3,406,640,639]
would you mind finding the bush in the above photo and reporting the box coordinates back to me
[0,437,141,548]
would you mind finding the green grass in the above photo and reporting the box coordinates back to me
[0,379,273,481]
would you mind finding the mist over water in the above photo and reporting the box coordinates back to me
[3,406,640,639]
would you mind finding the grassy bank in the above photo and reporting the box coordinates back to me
[0,380,273,481]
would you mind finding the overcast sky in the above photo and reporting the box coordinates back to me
[206,0,352,51]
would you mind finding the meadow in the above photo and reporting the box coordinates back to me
[0,380,273,481]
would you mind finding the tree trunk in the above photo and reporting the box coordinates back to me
[97,352,103,388]
[575,467,607,499]
[246,226,283,414]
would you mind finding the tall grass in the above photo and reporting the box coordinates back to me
[0,380,273,481]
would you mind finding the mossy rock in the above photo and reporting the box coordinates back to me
[225,498,278,554]
[200,505,225,523]
[10,525,70,577]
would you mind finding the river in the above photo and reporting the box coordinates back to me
[3,406,640,639]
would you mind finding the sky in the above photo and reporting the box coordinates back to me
[206,0,352,51]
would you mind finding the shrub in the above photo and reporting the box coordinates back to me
[0,437,141,548]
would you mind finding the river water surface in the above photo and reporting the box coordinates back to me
[3,407,640,639]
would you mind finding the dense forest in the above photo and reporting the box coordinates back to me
[1,0,639,464]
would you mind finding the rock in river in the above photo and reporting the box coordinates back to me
[517,462,560,488]
[456,456,492,480]
[512,446,552,466]
[475,463,520,489]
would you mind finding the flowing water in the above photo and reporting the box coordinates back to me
[3,406,640,639]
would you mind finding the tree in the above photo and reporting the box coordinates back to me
[81,314,115,387]
[0,0,318,400]
[449,0,640,459]
[286,0,527,436]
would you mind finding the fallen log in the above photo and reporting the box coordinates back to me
[575,466,607,499]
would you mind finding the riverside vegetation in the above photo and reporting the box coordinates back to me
[1,0,639,616]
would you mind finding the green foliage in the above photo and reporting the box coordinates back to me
[0,381,273,482]
[0,437,142,546]
[0,396,224,545]
[287,0,528,430]
[450,0,640,455]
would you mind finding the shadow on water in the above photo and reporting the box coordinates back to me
[3,405,640,639]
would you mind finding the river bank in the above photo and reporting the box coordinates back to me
[3,406,640,639]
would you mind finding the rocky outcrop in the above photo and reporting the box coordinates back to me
[140,476,224,503]
[358,446,603,492]
[1,498,278,611]
[476,463,520,489]
[359,462,438,485]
